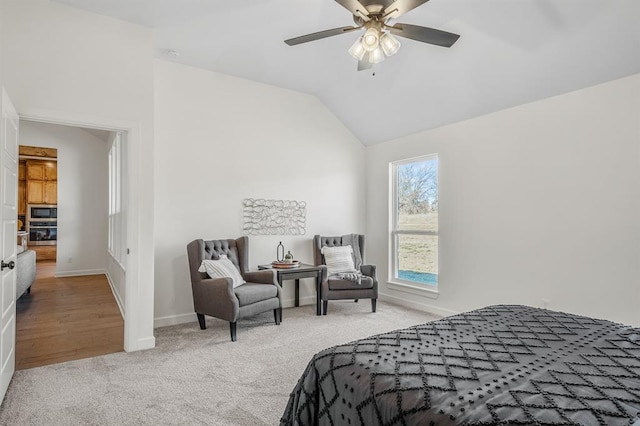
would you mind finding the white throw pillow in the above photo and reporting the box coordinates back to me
[321,245,356,275]
[198,255,246,288]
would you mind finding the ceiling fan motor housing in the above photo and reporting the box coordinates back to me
[359,1,390,14]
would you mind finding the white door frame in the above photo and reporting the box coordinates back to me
[18,107,155,352]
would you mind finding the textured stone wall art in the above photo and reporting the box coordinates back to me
[242,199,306,235]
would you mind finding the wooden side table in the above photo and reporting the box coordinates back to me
[258,263,322,316]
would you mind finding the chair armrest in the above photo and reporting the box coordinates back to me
[318,265,328,283]
[192,277,239,322]
[360,264,377,279]
[244,269,277,285]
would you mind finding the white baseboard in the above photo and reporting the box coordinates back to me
[154,312,198,328]
[154,295,319,329]
[379,292,459,318]
[105,272,125,320]
[54,268,106,278]
[282,295,316,309]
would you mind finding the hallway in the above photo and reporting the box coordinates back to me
[15,261,124,370]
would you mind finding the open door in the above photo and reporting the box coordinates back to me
[0,88,19,401]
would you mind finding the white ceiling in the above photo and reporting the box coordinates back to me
[53,0,640,145]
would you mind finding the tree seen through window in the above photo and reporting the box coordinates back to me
[393,156,438,286]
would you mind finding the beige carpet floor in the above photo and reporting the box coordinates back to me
[0,300,440,425]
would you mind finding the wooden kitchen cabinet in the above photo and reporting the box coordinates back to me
[27,180,57,204]
[18,181,26,215]
[28,245,57,261]
[44,181,57,204]
[27,180,44,204]
[27,161,56,181]
[18,161,26,215]
[25,160,57,205]
[44,163,57,181]
[27,161,45,180]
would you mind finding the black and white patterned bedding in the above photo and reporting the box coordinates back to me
[280,305,640,425]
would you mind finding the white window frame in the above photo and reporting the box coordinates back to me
[108,131,126,269]
[389,154,439,296]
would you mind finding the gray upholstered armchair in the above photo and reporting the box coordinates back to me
[187,237,282,341]
[313,234,378,315]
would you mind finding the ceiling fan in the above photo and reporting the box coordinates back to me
[284,0,460,70]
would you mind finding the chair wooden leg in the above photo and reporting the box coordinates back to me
[230,322,237,342]
[197,313,206,330]
[274,308,282,325]
[323,300,328,315]
[371,299,377,313]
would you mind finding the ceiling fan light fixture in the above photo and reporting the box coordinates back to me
[380,32,401,56]
[284,1,461,72]
[348,37,366,60]
[369,45,385,64]
[362,27,380,52]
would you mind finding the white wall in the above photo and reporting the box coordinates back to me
[153,59,366,326]
[1,0,155,350]
[0,0,3,91]
[19,121,109,275]
[367,74,640,327]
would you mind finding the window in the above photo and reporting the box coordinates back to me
[391,155,438,290]
[108,131,126,268]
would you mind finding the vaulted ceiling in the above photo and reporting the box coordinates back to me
[53,0,640,145]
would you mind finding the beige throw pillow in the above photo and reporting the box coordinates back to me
[198,255,246,288]
[321,245,356,275]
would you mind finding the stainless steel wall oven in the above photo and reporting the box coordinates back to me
[27,204,57,246]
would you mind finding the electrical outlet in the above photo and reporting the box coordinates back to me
[541,299,549,309]
[67,257,72,264]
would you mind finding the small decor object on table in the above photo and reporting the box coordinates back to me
[271,259,300,269]
[273,243,298,268]
[277,241,284,262]
[284,250,294,264]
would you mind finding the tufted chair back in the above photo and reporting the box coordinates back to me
[187,237,250,285]
[313,234,365,268]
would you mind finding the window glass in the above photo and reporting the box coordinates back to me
[108,132,126,268]
[392,155,438,287]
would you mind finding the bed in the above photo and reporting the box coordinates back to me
[280,305,640,425]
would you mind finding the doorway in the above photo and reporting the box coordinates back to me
[16,109,154,354]
[15,121,124,368]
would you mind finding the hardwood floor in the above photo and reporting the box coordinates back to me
[15,260,124,370]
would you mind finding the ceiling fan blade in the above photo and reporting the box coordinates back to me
[285,26,361,46]
[382,0,430,20]
[389,23,460,48]
[358,56,373,71]
[334,0,371,21]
